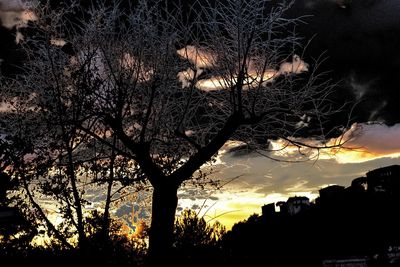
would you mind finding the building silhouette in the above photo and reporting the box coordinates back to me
[253,165,400,267]
[366,165,400,195]
[317,185,345,207]
[280,196,310,216]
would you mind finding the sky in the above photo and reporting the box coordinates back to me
[177,122,400,228]
[177,0,400,228]
[1,0,400,230]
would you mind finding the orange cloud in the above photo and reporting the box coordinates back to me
[0,8,37,29]
[177,67,204,88]
[0,1,37,44]
[177,46,309,91]
[177,45,216,69]
[269,123,400,164]
[327,123,400,163]
[0,101,9,112]
[119,52,154,82]
[278,55,309,75]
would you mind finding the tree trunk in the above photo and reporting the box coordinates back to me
[66,147,86,251]
[102,135,117,242]
[147,184,179,266]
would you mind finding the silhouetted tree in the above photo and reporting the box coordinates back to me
[174,209,225,248]
[0,138,37,258]
[1,59,143,253]
[1,0,345,264]
[82,210,147,266]
[173,209,226,266]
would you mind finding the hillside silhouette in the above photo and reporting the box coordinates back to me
[222,165,400,267]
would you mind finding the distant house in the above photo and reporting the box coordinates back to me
[366,165,400,195]
[279,196,310,216]
[261,203,276,218]
[386,246,400,264]
[351,177,367,191]
[322,256,369,267]
[261,196,310,217]
[317,185,345,206]
[319,185,345,200]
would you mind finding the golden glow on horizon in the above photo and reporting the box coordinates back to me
[322,149,400,164]
[120,219,148,240]
[195,122,400,229]
[178,191,319,229]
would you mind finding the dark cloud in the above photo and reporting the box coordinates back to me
[2,0,398,124]
[0,26,24,75]
[178,188,219,202]
[287,0,400,124]
[0,1,37,75]
[0,0,27,12]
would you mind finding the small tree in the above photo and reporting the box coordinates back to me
[173,209,226,265]
[174,209,225,249]
[2,0,344,263]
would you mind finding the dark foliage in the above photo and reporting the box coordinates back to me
[171,209,226,267]
[0,210,147,267]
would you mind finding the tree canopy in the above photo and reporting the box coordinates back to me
[0,0,346,264]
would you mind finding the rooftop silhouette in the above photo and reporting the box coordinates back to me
[224,165,400,267]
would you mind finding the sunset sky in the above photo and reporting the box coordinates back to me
[173,0,400,228]
[177,122,400,228]
[1,0,400,230]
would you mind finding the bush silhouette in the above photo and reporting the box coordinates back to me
[172,209,226,266]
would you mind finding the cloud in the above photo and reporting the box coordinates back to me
[0,0,30,11]
[193,150,400,229]
[278,55,309,75]
[177,67,204,88]
[265,122,400,164]
[303,0,366,9]
[349,73,372,100]
[306,122,400,163]
[195,76,227,91]
[0,0,37,45]
[341,122,400,156]
[50,38,66,47]
[119,52,154,82]
[193,55,308,91]
[177,45,216,69]
[177,45,309,91]
[289,0,400,125]
[177,122,400,228]
[301,0,336,9]
[0,101,9,112]
[0,0,37,29]
[177,45,218,90]
[0,9,37,29]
